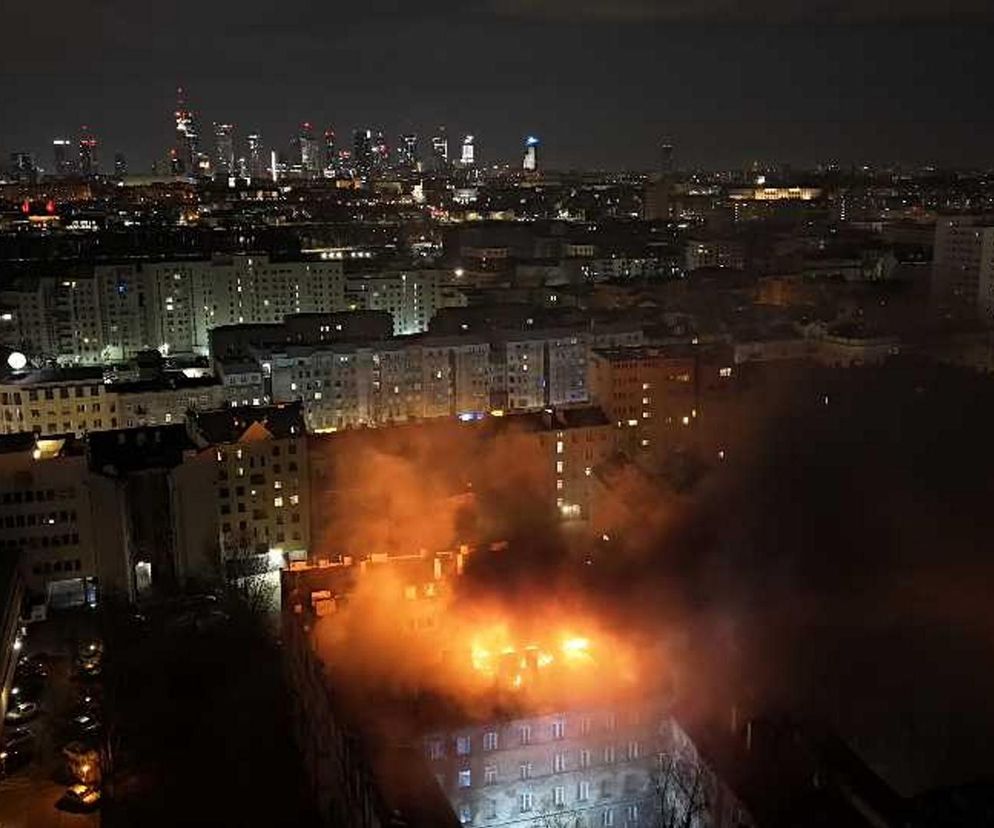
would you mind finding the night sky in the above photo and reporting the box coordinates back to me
[2,0,993,171]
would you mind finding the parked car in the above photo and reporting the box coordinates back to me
[70,712,101,738]
[0,727,35,774]
[59,783,101,812]
[4,700,39,724]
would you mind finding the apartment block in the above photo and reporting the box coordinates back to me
[189,405,310,563]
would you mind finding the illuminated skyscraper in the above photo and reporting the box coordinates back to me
[323,128,336,175]
[247,133,264,179]
[299,122,320,177]
[522,135,539,172]
[113,153,127,178]
[398,133,418,171]
[52,139,73,177]
[431,127,449,172]
[353,128,373,177]
[371,130,389,175]
[460,135,475,166]
[174,87,199,176]
[214,123,235,177]
[78,127,98,177]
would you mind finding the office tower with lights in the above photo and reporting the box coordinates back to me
[174,87,199,176]
[52,139,73,177]
[353,128,373,177]
[299,122,320,177]
[522,135,539,172]
[371,130,389,176]
[247,133,264,179]
[113,153,127,178]
[78,127,98,177]
[323,128,336,175]
[214,123,235,177]
[398,133,418,171]
[460,135,475,166]
[431,127,449,172]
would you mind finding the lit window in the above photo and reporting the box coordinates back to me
[273,496,284,508]
[579,749,591,768]
[578,780,590,800]
[553,752,567,773]
[719,367,732,377]
[289,494,299,505]
[552,719,566,739]
[553,786,566,807]
[519,725,531,745]
[556,460,564,474]
[556,479,564,491]
[556,440,564,454]
[274,480,282,490]
[519,792,533,813]
[483,731,498,751]
[484,765,498,785]
[456,735,472,756]
[426,739,444,760]
[458,769,472,788]
[520,762,532,780]
[626,741,640,760]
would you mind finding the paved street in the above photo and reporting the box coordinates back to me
[0,611,100,828]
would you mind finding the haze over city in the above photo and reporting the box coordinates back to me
[1,3,994,827]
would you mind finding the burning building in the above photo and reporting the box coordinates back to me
[280,546,752,828]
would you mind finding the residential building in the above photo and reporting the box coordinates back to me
[931,215,994,321]
[188,404,310,564]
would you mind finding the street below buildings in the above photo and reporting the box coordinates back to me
[0,610,100,828]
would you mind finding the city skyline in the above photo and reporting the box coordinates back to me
[2,2,993,171]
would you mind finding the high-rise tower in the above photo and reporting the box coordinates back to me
[431,127,449,172]
[52,139,73,177]
[398,133,418,171]
[174,87,199,176]
[78,127,98,177]
[299,122,320,177]
[214,123,235,177]
[247,133,264,179]
[522,136,539,172]
[461,135,475,166]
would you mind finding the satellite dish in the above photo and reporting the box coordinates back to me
[7,352,27,371]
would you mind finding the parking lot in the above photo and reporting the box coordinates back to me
[0,610,100,828]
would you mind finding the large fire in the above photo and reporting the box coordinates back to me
[469,626,600,689]
[310,562,648,712]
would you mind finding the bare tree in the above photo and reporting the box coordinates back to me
[532,800,583,828]
[649,749,713,828]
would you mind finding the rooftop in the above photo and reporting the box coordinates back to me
[191,402,305,445]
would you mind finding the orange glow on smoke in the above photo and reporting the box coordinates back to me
[312,565,646,713]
